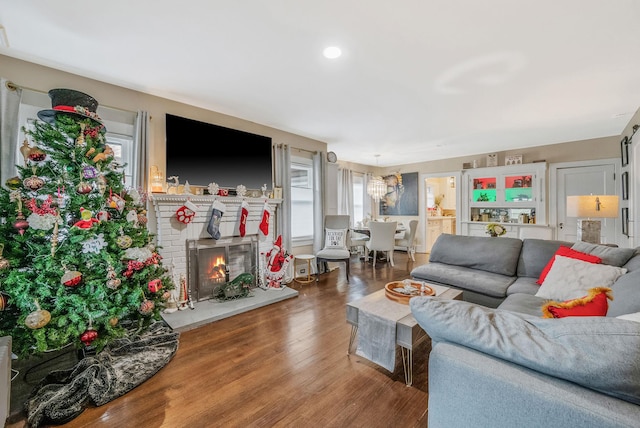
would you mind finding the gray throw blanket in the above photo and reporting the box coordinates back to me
[24,322,179,427]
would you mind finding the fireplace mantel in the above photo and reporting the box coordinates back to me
[148,194,282,289]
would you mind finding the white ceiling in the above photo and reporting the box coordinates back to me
[1,1,639,167]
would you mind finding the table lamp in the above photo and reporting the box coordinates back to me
[566,195,618,244]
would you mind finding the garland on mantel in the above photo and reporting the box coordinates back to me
[149,194,283,204]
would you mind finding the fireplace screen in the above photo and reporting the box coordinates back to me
[187,236,258,301]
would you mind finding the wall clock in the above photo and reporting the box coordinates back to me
[327,151,337,163]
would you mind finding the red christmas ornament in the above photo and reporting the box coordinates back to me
[76,181,93,195]
[148,279,162,293]
[61,270,82,287]
[80,328,98,346]
[28,148,46,162]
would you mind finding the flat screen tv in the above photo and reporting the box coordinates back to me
[165,113,273,191]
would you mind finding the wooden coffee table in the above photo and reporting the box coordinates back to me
[346,283,462,386]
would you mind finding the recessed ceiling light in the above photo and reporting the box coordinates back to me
[323,46,342,59]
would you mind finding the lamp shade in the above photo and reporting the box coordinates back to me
[566,195,619,219]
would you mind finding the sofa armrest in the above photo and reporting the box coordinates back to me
[428,342,640,428]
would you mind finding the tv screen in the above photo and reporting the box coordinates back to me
[165,113,273,191]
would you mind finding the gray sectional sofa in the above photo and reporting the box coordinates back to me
[409,234,640,427]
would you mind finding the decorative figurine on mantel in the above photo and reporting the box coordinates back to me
[167,176,180,194]
[208,182,219,196]
[261,183,268,198]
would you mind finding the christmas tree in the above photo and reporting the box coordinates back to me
[0,89,174,358]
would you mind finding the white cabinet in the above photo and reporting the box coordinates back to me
[460,163,547,236]
[426,217,456,252]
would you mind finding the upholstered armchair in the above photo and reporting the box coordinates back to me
[315,215,351,281]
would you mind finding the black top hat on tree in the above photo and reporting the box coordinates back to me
[37,88,105,128]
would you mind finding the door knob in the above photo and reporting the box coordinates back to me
[559,222,564,230]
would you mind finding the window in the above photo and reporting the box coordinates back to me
[352,172,365,225]
[290,156,314,244]
[16,89,137,186]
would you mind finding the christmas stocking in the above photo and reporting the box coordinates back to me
[239,201,250,237]
[175,200,198,224]
[207,200,226,239]
[259,202,271,236]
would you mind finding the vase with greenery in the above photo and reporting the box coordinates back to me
[485,223,506,237]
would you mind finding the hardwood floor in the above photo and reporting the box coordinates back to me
[8,252,432,428]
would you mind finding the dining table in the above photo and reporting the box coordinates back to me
[352,223,406,263]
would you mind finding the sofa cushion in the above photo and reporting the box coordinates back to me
[536,246,602,285]
[535,256,626,301]
[571,241,636,267]
[607,269,640,317]
[411,262,515,299]
[506,277,540,296]
[428,234,523,277]
[498,292,547,316]
[410,297,640,405]
[541,287,612,318]
[516,239,574,279]
[622,250,640,272]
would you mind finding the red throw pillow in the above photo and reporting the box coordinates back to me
[536,246,601,285]
[541,287,612,318]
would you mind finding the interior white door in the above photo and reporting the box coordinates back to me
[555,163,617,243]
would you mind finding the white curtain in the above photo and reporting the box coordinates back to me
[312,151,325,253]
[0,79,22,185]
[134,110,149,190]
[337,167,354,225]
[364,173,374,220]
[274,144,292,251]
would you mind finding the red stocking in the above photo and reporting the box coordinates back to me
[259,203,271,236]
[239,201,249,237]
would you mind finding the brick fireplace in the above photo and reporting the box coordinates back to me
[148,195,280,299]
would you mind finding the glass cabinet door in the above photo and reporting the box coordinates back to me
[471,177,497,202]
[504,175,533,202]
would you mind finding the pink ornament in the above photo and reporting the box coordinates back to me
[139,299,155,315]
[14,215,29,235]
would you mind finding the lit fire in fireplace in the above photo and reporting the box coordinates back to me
[207,255,227,283]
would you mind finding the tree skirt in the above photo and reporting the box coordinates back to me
[24,322,179,427]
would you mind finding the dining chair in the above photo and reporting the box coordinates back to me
[315,215,351,281]
[395,219,418,261]
[365,221,397,268]
[348,231,370,258]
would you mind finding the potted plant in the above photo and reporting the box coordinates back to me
[485,223,506,237]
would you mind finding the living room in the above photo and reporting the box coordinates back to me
[2,2,640,426]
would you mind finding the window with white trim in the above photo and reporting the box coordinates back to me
[290,156,314,244]
[352,172,365,225]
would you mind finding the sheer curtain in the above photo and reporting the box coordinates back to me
[134,110,149,190]
[274,144,292,250]
[0,79,22,185]
[312,151,325,253]
[337,167,354,226]
[364,173,374,221]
